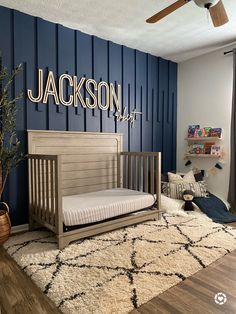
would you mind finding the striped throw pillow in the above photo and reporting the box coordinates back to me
[162,181,208,200]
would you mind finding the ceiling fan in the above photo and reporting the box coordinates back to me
[146,0,229,27]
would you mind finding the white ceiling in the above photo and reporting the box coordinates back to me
[0,0,235,62]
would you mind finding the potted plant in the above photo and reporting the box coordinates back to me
[0,54,24,244]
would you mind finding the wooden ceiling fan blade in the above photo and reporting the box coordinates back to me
[209,0,229,27]
[146,0,191,23]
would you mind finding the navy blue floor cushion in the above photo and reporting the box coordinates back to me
[193,193,236,224]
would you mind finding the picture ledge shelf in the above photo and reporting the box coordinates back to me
[185,137,222,141]
[185,154,221,158]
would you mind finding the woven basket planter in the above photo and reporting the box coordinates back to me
[0,202,11,245]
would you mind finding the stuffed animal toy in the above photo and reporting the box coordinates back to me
[182,190,195,211]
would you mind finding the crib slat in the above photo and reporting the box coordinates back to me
[30,159,34,213]
[139,156,143,192]
[34,158,38,218]
[38,158,42,220]
[155,154,161,209]
[144,156,149,193]
[126,154,128,189]
[46,160,50,224]
[28,159,31,206]
[150,156,154,195]
[123,155,127,189]
[32,159,36,214]
[128,155,132,190]
[41,159,45,221]
[117,153,121,188]
[55,155,63,234]
[50,160,55,226]
[134,156,138,191]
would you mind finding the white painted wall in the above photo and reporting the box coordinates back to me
[177,46,234,199]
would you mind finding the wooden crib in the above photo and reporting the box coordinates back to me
[28,130,161,249]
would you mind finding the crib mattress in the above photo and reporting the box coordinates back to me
[63,188,155,226]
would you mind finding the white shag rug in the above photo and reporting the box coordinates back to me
[4,214,236,314]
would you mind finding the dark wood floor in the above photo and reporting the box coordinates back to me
[0,246,61,314]
[1,226,236,314]
[132,250,236,314]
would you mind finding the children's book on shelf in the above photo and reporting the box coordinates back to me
[194,128,206,138]
[209,128,222,138]
[188,143,205,154]
[204,142,215,154]
[188,125,200,138]
[211,145,221,156]
[203,127,212,137]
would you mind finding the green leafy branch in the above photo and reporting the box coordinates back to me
[0,54,24,200]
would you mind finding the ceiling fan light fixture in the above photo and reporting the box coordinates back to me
[193,0,220,8]
[204,3,212,10]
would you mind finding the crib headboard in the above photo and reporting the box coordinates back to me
[28,130,123,196]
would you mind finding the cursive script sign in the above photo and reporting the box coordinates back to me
[114,107,142,127]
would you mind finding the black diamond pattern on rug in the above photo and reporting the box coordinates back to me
[4,213,236,314]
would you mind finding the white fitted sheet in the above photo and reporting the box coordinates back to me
[63,188,155,226]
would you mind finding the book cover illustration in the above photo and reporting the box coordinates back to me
[209,128,222,138]
[203,127,212,137]
[188,125,200,138]
[204,142,215,154]
[194,128,206,138]
[211,145,221,156]
[188,143,205,154]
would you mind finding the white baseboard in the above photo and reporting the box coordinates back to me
[11,224,29,234]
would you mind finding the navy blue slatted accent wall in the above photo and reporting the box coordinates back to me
[0,6,177,226]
